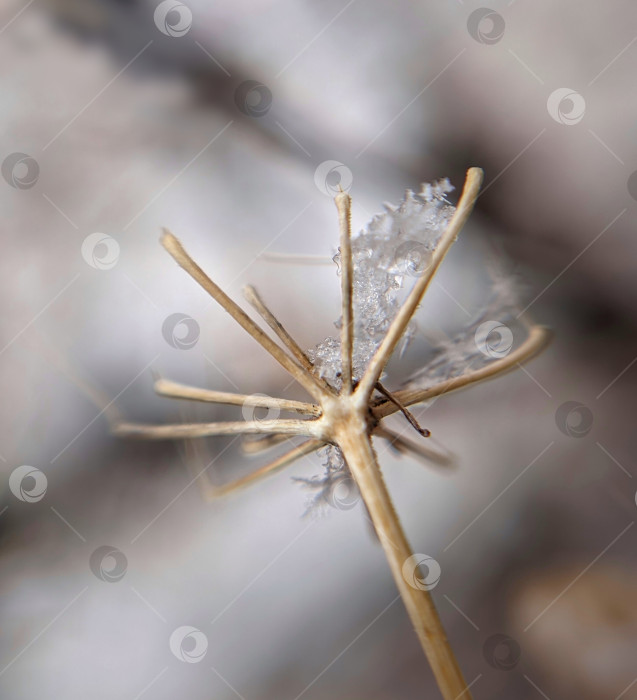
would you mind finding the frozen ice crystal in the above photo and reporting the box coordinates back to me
[302,178,525,510]
[307,179,456,387]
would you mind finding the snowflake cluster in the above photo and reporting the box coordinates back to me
[293,444,348,514]
[307,179,456,387]
[304,179,458,505]
[301,179,524,508]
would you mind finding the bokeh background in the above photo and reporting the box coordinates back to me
[1,1,636,698]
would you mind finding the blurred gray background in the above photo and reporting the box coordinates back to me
[1,1,636,698]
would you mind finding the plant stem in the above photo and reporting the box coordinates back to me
[161,231,328,402]
[242,285,314,372]
[335,191,354,393]
[375,324,552,420]
[113,417,313,439]
[208,439,323,498]
[356,168,483,401]
[375,426,454,469]
[154,377,320,415]
[240,433,293,454]
[337,418,471,700]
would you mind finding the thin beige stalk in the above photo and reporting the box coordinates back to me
[161,231,327,402]
[356,168,484,401]
[375,324,551,420]
[240,433,293,454]
[375,426,454,468]
[335,191,354,393]
[208,439,323,498]
[242,285,314,372]
[113,417,314,440]
[336,418,469,700]
[242,284,335,395]
[154,377,320,416]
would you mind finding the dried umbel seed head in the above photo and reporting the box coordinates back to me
[113,168,550,700]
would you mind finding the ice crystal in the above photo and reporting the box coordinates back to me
[303,179,457,507]
[294,444,360,515]
[307,179,456,387]
[303,179,526,507]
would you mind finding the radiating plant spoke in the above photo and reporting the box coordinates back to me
[154,377,320,415]
[114,418,315,440]
[375,426,454,469]
[335,190,354,393]
[206,439,323,498]
[161,231,328,402]
[241,433,293,454]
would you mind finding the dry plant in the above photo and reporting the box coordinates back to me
[115,167,550,699]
